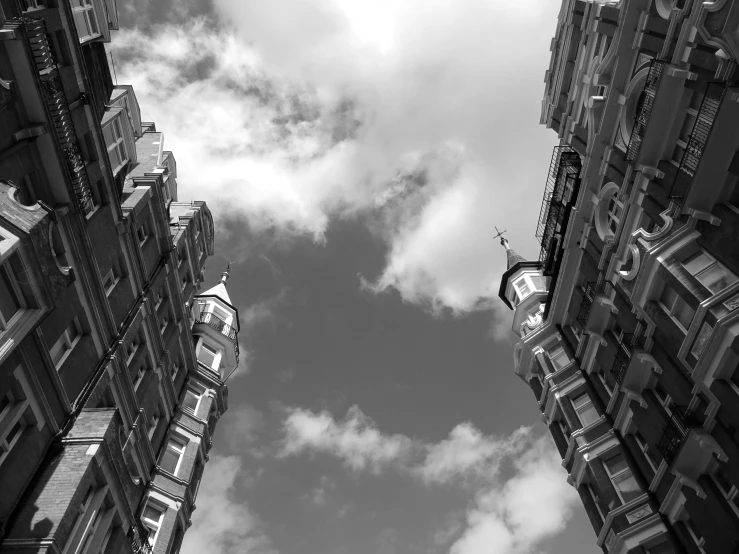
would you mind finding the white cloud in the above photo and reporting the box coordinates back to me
[450,436,579,554]
[112,0,558,319]
[278,406,579,554]
[181,455,276,554]
[279,405,416,473]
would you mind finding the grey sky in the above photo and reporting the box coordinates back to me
[112,0,598,553]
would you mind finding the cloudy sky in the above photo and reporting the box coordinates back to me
[112,0,597,552]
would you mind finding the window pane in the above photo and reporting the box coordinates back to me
[604,453,628,475]
[613,471,641,502]
[160,446,179,474]
[143,505,162,523]
[571,393,590,410]
[577,404,600,426]
[659,285,677,310]
[697,263,738,294]
[683,252,713,276]
[183,391,199,411]
[549,347,570,370]
[198,344,217,368]
[0,266,21,322]
[6,419,24,444]
[673,298,695,330]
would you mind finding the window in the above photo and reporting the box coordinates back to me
[126,339,139,363]
[50,318,82,369]
[606,195,624,235]
[181,274,189,291]
[711,465,739,517]
[21,0,45,10]
[684,518,706,553]
[658,284,695,332]
[513,277,531,300]
[136,222,149,246]
[548,345,570,371]
[133,365,146,390]
[586,483,606,521]
[101,267,119,296]
[653,382,674,415]
[148,408,160,440]
[153,288,163,310]
[598,372,614,397]
[65,486,112,554]
[159,437,186,476]
[182,389,201,414]
[171,359,180,382]
[572,392,600,427]
[557,419,570,439]
[683,251,738,295]
[159,316,168,335]
[634,431,659,473]
[603,452,642,504]
[0,253,31,331]
[569,319,584,343]
[198,343,218,369]
[141,503,165,549]
[71,0,100,42]
[670,90,703,166]
[103,118,127,175]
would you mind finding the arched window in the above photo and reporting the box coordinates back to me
[594,182,623,242]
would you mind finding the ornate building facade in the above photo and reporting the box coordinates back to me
[0,1,238,553]
[501,0,739,553]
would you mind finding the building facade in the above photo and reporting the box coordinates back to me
[0,1,238,553]
[501,0,739,553]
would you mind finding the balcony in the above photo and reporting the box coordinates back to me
[625,60,665,162]
[536,146,581,277]
[669,82,727,211]
[575,280,616,337]
[196,312,240,364]
[656,406,725,481]
[22,18,94,214]
[610,334,638,385]
[127,523,153,554]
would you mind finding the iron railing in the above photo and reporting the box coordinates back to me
[609,333,644,385]
[656,406,695,465]
[535,146,581,273]
[575,280,612,329]
[22,18,93,214]
[127,522,153,554]
[625,60,665,162]
[669,82,726,210]
[196,312,240,363]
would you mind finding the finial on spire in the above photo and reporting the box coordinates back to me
[493,226,509,248]
[221,262,231,284]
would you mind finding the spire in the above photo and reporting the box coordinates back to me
[221,262,230,284]
[201,263,232,304]
[501,237,527,269]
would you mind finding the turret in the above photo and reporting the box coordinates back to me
[497,237,548,337]
[191,264,240,379]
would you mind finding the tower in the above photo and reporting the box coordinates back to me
[497,238,548,338]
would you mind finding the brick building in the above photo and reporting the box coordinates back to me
[500,0,739,553]
[0,1,238,553]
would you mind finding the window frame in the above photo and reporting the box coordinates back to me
[682,250,738,295]
[71,0,101,43]
[182,388,201,415]
[602,452,642,505]
[548,345,571,372]
[658,283,695,333]
[159,436,187,476]
[571,392,600,428]
[102,116,128,175]
[141,501,166,549]
[0,252,31,331]
[101,267,119,296]
[711,467,739,519]
[197,341,219,370]
[50,318,82,369]
[633,431,658,473]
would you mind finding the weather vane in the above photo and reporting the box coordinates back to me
[493,226,507,241]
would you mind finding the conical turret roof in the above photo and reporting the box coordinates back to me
[502,238,527,269]
[201,263,232,304]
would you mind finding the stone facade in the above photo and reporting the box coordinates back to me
[502,1,739,553]
[0,2,237,554]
